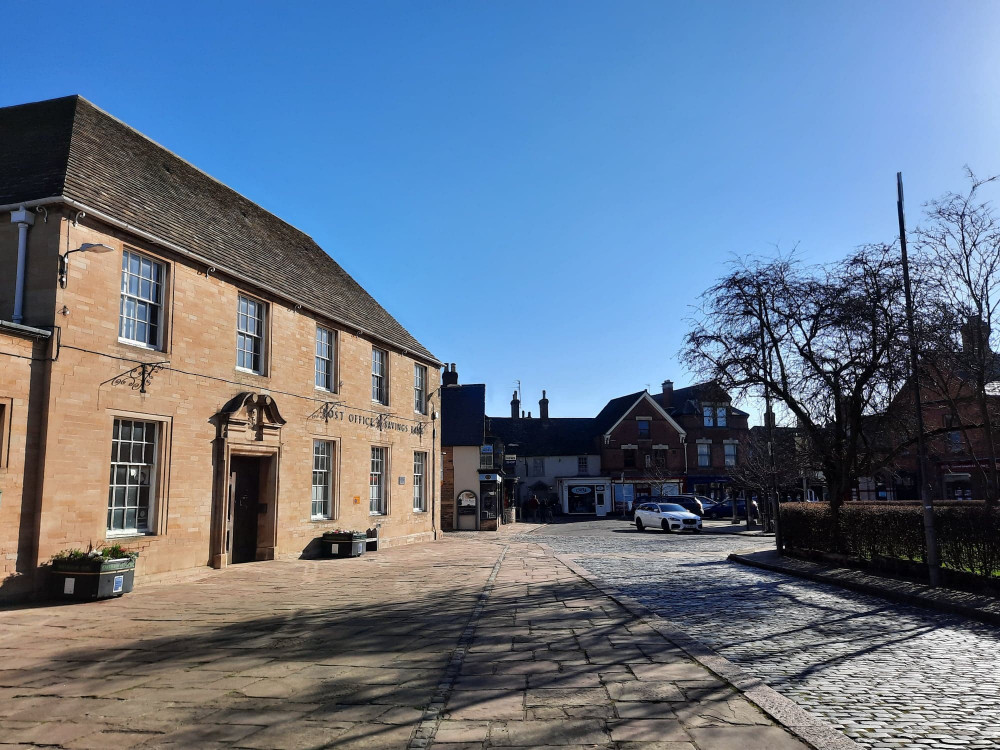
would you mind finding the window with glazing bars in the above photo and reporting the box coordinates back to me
[698,443,711,467]
[372,348,388,404]
[312,440,333,519]
[724,443,737,467]
[414,364,427,413]
[413,451,426,511]
[370,446,387,514]
[716,407,727,427]
[119,249,163,347]
[108,418,157,533]
[315,326,335,390]
[237,295,265,373]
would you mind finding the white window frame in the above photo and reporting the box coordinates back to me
[703,406,714,427]
[413,451,427,512]
[577,456,588,474]
[414,363,427,414]
[637,419,650,439]
[697,443,711,468]
[119,248,165,350]
[724,443,737,467]
[315,326,336,391]
[716,406,728,428]
[372,348,389,405]
[236,294,267,374]
[108,418,158,536]
[370,446,388,515]
[312,440,334,519]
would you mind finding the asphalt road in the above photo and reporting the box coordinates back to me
[521,517,1000,750]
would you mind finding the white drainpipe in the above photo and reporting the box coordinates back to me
[10,205,35,324]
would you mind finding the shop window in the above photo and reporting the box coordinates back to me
[312,440,335,519]
[413,451,427,511]
[237,294,266,374]
[697,443,711,467]
[315,326,336,391]
[119,249,164,349]
[372,348,389,405]
[370,446,387,515]
[108,418,158,535]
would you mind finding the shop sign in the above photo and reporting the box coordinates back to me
[310,403,425,435]
[481,445,494,453]
[571,486,593,494]
[479,473,499,482]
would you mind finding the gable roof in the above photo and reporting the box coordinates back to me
[441,385,486,446]
[594,390,686,437]
[0,95,436,363]
[488,417,597,456]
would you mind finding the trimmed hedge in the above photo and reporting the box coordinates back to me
[780,503,1000,579]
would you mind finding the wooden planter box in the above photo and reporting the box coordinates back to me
[50,557,136,601]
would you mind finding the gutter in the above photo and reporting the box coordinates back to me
[0,320,52,339]
[0,196,442,367]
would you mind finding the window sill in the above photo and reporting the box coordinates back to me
[315,386,338,395]
[311,516,334,523]
[117,337,164,353]
[106,531,153,540]
[413,508,426,513]
[369,511,386,517]
[236,367,266,377]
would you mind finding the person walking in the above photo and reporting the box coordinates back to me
[528,495,540,523]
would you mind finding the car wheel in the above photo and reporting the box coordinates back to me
[661,520,672,533]
[635,518,644,532]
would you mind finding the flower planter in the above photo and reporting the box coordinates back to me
[50,557,136,601]
[321,531,367,558]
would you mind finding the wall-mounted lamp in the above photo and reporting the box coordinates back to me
[59,243,115,288]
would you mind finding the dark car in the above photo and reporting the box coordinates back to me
[704,499,760,520]
[669,494,706,516]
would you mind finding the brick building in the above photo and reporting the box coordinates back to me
[0,96,440,600]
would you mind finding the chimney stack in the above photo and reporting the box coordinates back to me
[527,411,532,419]
[661,380,673,402]
[539,390,549,419]
[511,390,520,419]
[764,408,775,429]
[442,363,458,387]
[521,410,525,418]
[961,316,991,356]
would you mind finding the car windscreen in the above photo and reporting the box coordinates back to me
[658,504,686,512]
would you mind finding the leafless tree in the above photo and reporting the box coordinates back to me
[682,245,913,515]
[914,171,1000,505]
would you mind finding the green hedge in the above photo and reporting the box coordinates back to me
[780,503,1000,578]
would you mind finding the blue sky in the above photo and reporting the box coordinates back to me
[4,1,1000,420]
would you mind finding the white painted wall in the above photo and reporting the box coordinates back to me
[514,454,601,503]
[452,445,482,529]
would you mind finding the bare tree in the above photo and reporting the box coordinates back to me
[682,245,912,516]
[915,171,1000,505]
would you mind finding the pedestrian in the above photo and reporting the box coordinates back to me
[528,494,540,523]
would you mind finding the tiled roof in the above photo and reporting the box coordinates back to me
[652,382,749,418]
[593,391,646,435]
[0,95,436,363]
[441,385,486,447]
[488,417,597,457]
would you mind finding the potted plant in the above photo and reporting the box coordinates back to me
[49,544,139,600]
[320,529,367,558]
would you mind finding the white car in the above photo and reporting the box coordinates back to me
[634,502,702,533]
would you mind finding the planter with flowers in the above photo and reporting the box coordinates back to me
[49,544,139,600]
[320,529,367,558]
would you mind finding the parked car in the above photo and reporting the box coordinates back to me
[634,502,702,533]
[703,499,760,520]
[669,494,710,516]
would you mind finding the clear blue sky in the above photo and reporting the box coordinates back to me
[4,1,1000,421]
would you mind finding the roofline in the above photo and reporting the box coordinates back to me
[0,320,51,339]
[0,196,441,366]
[603,391,687,439]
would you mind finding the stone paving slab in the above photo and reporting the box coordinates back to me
[0,534,824,749]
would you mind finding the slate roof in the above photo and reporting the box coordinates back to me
[0,95,436,363]
[441,385,486,447]
[488,417,597,456]
[652,382,750,418]
[593,391,646,435]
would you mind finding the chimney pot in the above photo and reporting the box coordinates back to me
[511,390,521,419]
[539,390,549,419]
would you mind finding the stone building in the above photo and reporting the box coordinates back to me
[0,96,440,600]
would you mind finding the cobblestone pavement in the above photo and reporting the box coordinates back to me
[0,534,813,749]
[525,519,1000,750]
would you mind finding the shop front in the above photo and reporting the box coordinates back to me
[559,478,612,517]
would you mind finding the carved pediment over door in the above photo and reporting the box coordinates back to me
[217,392,286,444]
